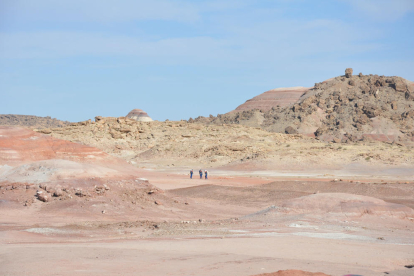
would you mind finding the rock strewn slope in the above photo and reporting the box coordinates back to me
[193,70,414,143]
[39,116,305,167]
[36,116,414,173]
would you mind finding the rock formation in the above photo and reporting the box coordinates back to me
[192,69,414,143]
[345,68,353,78]
[126,109,153,122]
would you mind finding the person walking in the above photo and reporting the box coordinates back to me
[190,169,193,179]
[204,170,208,179]
[199,169,203,179]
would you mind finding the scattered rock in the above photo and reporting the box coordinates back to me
[37,191,49,202]
[53,188,63,197]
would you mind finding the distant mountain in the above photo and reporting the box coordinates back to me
[0,114,70,129]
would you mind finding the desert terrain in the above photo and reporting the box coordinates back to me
[1,70,414,276]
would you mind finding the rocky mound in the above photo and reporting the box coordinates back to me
[281,193,414,219]
[192,69,414,143]
[126,109,153,122]
[0,114,70,129]
[231,87,309,113]
[38,116,303,168]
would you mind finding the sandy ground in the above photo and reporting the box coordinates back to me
[1,126,414,276]
[1,168,414,276]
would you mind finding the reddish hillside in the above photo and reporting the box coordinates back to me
[0,126,109,166]
[231,87,309,113]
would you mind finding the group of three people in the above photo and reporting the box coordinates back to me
[190,169,208,179]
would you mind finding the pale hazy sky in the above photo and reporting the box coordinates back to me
[1,0,413,121]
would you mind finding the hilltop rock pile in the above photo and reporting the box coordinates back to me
[192,69,414,143]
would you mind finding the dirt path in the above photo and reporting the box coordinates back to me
[2,231,413,276]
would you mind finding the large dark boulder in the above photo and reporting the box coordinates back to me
[285,126,298,134]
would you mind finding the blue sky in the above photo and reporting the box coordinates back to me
[1,0,413,122]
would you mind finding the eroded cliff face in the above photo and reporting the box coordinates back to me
[231,87,309,112]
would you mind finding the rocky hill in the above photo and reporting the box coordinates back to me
[37,116,305,168]
[0,114,70,129]
[35,116,414,173]
[192,69,414,143]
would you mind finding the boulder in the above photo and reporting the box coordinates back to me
[285,126,298,134]
[37,191,49,202]
[314,127,326,137]
[345,68,353,78]
[393,79,407,92]
[363,104,379,118]
[53,188,63,197]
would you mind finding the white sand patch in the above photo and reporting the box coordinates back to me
[292,232,375,241]
[25,228,72,234]
[0,159,118,184]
